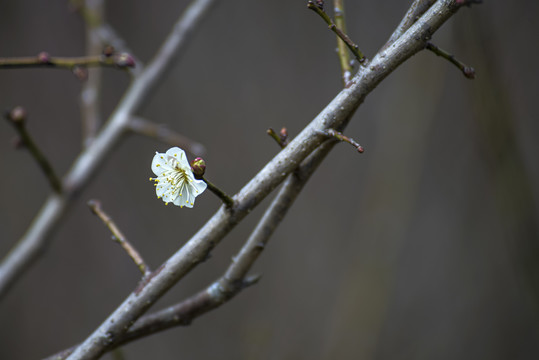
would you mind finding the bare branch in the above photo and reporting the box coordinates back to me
[80,0,105,148]
[307,1,366,63]
[334,0,353,85]
[64,2,465,358]
[127,116,206,156]
[4,107,62,194]
[88,200,150,276]
[426,41,475,78]
[0,52,135,71]
[46,142,335,360]
[383,0,436,49]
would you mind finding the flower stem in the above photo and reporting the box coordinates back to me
[307,1,366,63]
[202,177,234,208]
[88,200,150,276]
[426,42,475,79]
[5,107,63,193]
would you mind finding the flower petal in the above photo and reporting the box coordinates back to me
[151,152,171,176]
[192,179,207,194]
[165,147,190,169]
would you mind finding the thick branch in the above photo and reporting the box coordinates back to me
[64,2,463,359]
[383,0,436,49]
[0,0,219,300]
[46,142,334,360]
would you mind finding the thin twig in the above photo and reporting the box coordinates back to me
[0,0,220,301]
[4,107,62,194]
[334,0,353,85]
[88,200,150,276]
[62,3,465,358]
[307,1,366,63]
[426,42,475,79]
[266,127,289,148]
[128,116,206,156]
[319,128,364,153]
[0,52,135,70]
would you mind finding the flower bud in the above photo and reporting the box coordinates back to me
[114,53,135,68]
[72,66,88,81]
[102,45,115,57]
[7,106,27,124]
[37,51,51,64]
[190,157,206,178]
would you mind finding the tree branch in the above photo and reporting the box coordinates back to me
[4,107,62,194]
[63,2,464,359]
[87,200,150,276]
[127,116,206,156]
[80,0,105,148]
[334,0,354,85]
[46,142,335,360]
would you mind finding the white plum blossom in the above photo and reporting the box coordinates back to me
[150,147,207,208]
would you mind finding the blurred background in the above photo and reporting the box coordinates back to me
[1,0,538,359]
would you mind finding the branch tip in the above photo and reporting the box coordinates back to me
[320,128,364,154]
[426,42,475,79]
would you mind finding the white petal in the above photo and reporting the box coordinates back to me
[151,152,171,176]
[192,179,207,194]
[165,147,190,169]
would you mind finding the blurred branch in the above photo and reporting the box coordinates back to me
[63,2,467,359]
[0,52,135,71]
[71,0,144,76]
[0,0,220,301]
[426,42,475,78]
[4,107,62,194]
[88,200,150,276]
[80,0,105,148]
[334,0,353,85]
[307,1,366,63]
[128,116,206,156]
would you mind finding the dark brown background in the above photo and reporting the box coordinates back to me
[1,1,538,359]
